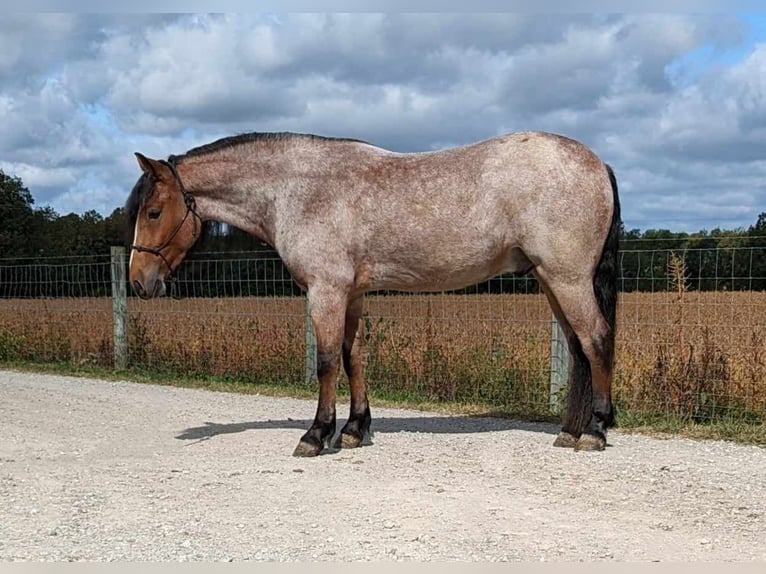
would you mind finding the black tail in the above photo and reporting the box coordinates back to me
[595,164,620,364]
[592,164,620,427]
[563,164,621,435]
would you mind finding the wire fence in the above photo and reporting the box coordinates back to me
[1,243,765,425]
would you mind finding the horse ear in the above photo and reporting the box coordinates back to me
[135,152,156,175]
[135,153,171,181]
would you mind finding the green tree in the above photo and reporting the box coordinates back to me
[749,211,766,235]
[0,169,35,257]
[104,207,128,247]
[747,212,766,290]
[28,206,59,256]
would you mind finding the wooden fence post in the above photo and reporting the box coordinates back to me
[305,297,318,385]
[549,316,570,412]
[110,246,129,370]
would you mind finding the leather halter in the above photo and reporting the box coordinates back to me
[130,159,201,276]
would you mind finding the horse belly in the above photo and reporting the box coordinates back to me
[368,245,531,293]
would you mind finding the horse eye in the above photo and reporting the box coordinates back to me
[148,210,161,220]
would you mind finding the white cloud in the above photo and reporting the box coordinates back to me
[0,13,763,232]
[0,162,76,190]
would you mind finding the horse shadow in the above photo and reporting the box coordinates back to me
[175,414,559,443]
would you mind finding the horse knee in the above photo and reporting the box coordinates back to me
[317,350,339,380]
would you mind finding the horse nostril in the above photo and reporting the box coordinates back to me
[132,280,145,298]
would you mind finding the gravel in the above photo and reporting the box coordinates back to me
[1,369,764,562]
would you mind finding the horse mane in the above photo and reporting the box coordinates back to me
[175,132,368,162]
[125,131,366,245]
[125,172,152,241]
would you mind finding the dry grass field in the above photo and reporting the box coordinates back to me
[1,288,764,423]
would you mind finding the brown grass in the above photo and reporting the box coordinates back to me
[1,288,765,422]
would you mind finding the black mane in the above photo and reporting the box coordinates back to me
[125,131,365,244]
[176,131,367,162]
[125,172,153,242]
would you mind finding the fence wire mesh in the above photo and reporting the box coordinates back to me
[616,247,766,423]
[1,243,764,424]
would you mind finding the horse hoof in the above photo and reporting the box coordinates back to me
[553,432,578,448]
[293,440,323,457]
[334,432,363,449]
[574,433,606,452]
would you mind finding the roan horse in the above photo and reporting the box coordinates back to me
[127,131,620,456]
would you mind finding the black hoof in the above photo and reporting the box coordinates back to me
[293,438,323,457]
[333,432,363,449]
[293,418,335,457]
[335,406,371,449]
[553,431,578,448]
[574,433,606,452]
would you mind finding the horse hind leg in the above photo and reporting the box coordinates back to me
[565,293,615,451]
[552,318,592,449]
[334,294,372,449]
[538,274,616,451]
[537,278,589,448]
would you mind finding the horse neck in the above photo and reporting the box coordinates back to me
[175,154,278,246]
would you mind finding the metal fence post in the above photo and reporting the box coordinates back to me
[110,246,129,370]
[549,316,570,412]
[305,297,318,385]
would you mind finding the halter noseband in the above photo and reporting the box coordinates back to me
[130,158,202,276]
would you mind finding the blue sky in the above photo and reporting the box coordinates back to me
[1,13,765,232]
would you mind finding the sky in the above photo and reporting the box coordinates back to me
[1,13,765,232]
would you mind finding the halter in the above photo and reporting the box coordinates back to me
[130,158,202,277]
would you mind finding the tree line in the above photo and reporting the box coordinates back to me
[1,168,765,298]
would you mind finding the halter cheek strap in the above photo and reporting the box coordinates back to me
[130,158,202,276]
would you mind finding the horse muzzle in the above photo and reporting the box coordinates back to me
[132,277,166,300]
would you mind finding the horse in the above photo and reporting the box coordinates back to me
[126,131,620,457]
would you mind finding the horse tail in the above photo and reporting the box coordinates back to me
[595,164,620,369]
[562,163,620,436]
[591,163,620,428]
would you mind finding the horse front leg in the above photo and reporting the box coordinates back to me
[293,283,347,457]
[334,295,371,449]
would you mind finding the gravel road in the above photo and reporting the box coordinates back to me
[1,369,764,562]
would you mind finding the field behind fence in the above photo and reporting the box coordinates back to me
[1,244,765,426]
